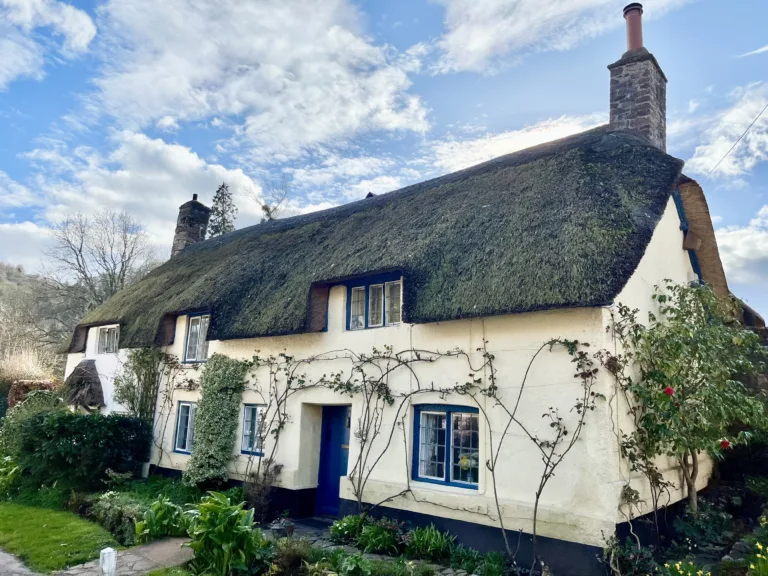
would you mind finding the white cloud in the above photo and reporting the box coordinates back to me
[344,175,403,200]
[687,83,768,177]
[91,0,428,159]
[433,0,692,73]
[0,221,50,271]
[290,156,395,188]
[738,45,768,58]
[429,114,605,173]
[0,171,39,208]
[716,206,768,285]
[0,0,96,90]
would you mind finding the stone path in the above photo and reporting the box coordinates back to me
[52,537,193,576]
[0,550,39,576]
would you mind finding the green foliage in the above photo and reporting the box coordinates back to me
[135,496,189,544]
[662,560,710,576]
[613,282,768,512]
[114,348,170,424]
[748,542,768,576]
[405,525,454,563]
[0,502,117,572]
[340,553,374,576]
[10,476,70,509]
[0,456,20,498]
[331,514,366,544]
[208,182,238,237]
[87,490,147,545]
[187,491,272,576]
[671,501,734,550]
[118,474,203,506]
[449,545,484,573]
[147,569,194,576]
[17,411,151,489]
[474,552,507,576]
[357,518,403,555]
[184,354,250,486]
[0,389,65,458]
[602,536,661,576]
[271,538,311,576]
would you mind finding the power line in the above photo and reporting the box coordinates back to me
[706,101,768,178]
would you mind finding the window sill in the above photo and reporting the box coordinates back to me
[173,449,192,455]
[410,477,479,491]
[347,322,402,332]
[240,450,264,457]
[182,360,208,366]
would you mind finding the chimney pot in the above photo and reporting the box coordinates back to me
[623,3,644,52]
[192,193,198,201]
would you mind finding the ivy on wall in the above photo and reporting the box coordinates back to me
[183,354,251,487]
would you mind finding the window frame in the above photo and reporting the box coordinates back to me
[173,401,196,454]
[411,404,479,490]
[97,326,119,354]
[241,404,266,456]
[345,274,402,331]
[184,313,210,363]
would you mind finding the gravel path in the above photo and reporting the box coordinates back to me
[0,550,39,576]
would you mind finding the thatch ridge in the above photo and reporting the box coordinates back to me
[74,126,684,349]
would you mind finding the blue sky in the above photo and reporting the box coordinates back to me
[1,0,767,316]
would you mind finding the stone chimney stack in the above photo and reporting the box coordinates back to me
[171,194,211,257]
[608,3,667,150]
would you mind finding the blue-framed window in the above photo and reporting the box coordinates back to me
[412,404,479,489]
[346,274,402,331]
[241,404,266,456]
[174,401,196,454]
[184,314,210,363]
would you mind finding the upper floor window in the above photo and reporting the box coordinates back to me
[348,278,401,331]
[185,314,210,363]
[97,326,119,354]
[174,401,196,453]
[241,404,266,455]
[412,404,479,489]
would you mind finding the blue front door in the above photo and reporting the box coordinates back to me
[316,405,350,516]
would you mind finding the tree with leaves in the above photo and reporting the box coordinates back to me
[208,182,238,237]
[614,282,768,514]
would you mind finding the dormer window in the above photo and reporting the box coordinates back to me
[347,276,401,331]
[97,326,119,354]
[185,314,210,363]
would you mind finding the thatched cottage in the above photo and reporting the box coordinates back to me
[62,4,753,574]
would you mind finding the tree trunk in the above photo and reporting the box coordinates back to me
[680,450,699,514]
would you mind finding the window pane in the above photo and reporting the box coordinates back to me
[418,412,446,480]
[451,413,479,485]
[350,287,365,330]
[386,282,401,325]
[369,285,383,326]
[189,405,196,448]
[176,404,190,451]
[254,407,264,451]
[198,315,210,360]
[186,317,200,361]
[98,328,107,354]
[107,327,118,353]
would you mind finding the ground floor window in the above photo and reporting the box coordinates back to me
[241,404,266,455]
[412,404,479,488]
[174,401,196,453]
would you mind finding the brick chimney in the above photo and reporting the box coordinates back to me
[608,3,667,150]
[171,194,211,257]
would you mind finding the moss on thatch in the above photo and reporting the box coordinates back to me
[64,360,105,408]
[74,127,684,349]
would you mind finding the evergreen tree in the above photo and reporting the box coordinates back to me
[208,182,238,237]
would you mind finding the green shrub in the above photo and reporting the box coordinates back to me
[0,389,65,458]
[475,552,508,576]
[449,545,483,573]
[331,514,366,544]
[409,563,436,576]
[118,475,202,506]
[88,491,147,545]
[357,518,403,555]
[10,477,69,509]
[601,537,660,576]
[183,355,250,487]
[405,525,454,563]
[0,456,20,498]
[18,411,151,489]
[340,554,373,576]
[187,491,272,576]
[135,496,189,544]
[272,538,311,576]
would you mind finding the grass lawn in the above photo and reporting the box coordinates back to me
[0,502,118,572]
[146,569,192,576]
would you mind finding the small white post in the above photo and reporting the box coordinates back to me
[100,547,117,576]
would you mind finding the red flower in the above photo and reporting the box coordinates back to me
[663,386,675,396]
[720,439,731,450]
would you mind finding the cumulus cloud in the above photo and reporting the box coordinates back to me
[433,0,692,74]
[0,221,50,271]
[428,114,605,173]
[686,83,768,177]
[0,0,96,90]
[90,0,428,159]
[716,206,768,285]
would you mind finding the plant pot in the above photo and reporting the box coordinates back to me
[270,523,295,538]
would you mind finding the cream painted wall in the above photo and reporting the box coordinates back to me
[63,323,129,414]
[62,195,701,550]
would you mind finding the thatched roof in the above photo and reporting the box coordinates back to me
[71,126,685,350]
[64,360,105,407]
